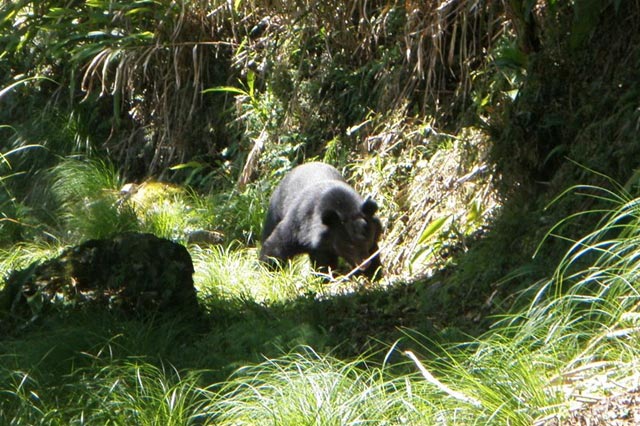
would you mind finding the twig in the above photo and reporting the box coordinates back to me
[405,350,482,408]
[237,127,267,191]
[340,248,383,282]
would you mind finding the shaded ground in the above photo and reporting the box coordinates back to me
[0,233,198,332]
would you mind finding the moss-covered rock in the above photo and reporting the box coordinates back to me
[1,233,198,325]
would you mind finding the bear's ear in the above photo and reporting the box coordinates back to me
[362,197,378,217]
[321,209,342,227]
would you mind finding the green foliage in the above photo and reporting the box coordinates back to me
[205,181,271,244]
[204,71,269,127]
[69,361,204,426]
[126,182,200,242]
[201,183,640,424]
[0,353,207,425]
[193,243,321,306]
[0,144,44,244]
[203,348,427,426]
[1,0,233,176]
[39,160,232,244]
[470,1,640,308]
[3,183,640,423]
[2,1,640,424]
[0,242,62,304]
[3,0,512,182]
[410,215,452,270]
[491,1,640,195]
[49,159,139,242]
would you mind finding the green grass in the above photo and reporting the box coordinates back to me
[5,158,266,247]
[197,183,640,424]
[2,158,640,425]
[201,348,435,426]
[1,1,639,423]
[48,159,139,242]
[0,357,207,425]
[67,361,205,426]
[0,242,63,278]
[192,243,324,305]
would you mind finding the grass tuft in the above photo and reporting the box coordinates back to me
[192,243,322,307]
[202,347,431,426]
[49,159,139,242]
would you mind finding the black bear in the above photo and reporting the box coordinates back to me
[259,162,382,278]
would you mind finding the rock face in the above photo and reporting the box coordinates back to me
[1,233,198,322]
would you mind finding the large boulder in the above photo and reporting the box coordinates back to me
[1,233,198,323]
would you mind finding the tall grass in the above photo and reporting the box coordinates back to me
[0,359,207,426]
[47,159,138,241]
[475,182,640,421]
[3,182,640,424]
[205,180,271,245]
[0,306,214,424]
[192,244,321,306]
[196,183,640,425]
[527,184,640,365]
[201,347,434,426]
[68,361,205,426]
[0,144,45,244]
[28,159,263,245]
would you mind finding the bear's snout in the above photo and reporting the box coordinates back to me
[341,242,377,271]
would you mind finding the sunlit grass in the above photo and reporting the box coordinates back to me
[478,183,640,421]
[69,361,205,426]
[196,183,640,425]
[201,347,435,426]
[191,243,324,306]
[0,358,207,426]
[138,196,194,241]
[3,178,640,425]
[1,0,637,423]
[49,159,139,242]
[0,242,63,280]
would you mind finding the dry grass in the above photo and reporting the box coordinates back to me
[234,0,507,109]
[67,0,511,175]
[350,118,499,280]
[77,1,237,173]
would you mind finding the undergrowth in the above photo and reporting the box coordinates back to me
[1,182,640,424]
[1,1,640,424]
[198,182,640,424]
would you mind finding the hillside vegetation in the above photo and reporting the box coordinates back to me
[1,0,640,424]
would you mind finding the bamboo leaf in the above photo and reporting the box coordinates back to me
[203,86,249,96]
[125,7,154,17]
[247,70,255,98]
[45,8,77,18]
[417,216,450,245]
[86,0,111,7]
[0,77,55,99]
[169,161,207,171]
[0,8,18,26]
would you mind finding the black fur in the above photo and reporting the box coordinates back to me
[259,162,382,278]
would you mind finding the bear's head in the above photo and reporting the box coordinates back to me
[321,195,382,275]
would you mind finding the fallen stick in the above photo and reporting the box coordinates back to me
[405,350,482,408]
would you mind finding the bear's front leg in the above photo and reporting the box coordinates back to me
[259,223,301,267]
